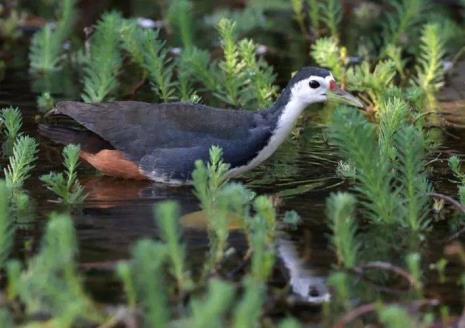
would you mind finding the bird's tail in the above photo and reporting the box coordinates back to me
[38,123,113,153]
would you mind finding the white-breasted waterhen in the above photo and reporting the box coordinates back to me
[39,67,363,184]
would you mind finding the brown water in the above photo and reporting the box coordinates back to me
[3,46,465,326]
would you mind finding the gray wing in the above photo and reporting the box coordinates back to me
[54,101,272,180]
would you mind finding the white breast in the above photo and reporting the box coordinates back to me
[227,98,307,177]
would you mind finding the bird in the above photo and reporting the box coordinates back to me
[39,66,363,185]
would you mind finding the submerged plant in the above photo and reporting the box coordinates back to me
[82,12,123,103]
[40,144,87,206]
[326,192,359,269]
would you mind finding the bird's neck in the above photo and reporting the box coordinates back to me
[263,91,307,139]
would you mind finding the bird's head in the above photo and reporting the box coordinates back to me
[286,67,363,108]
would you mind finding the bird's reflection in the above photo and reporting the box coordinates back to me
[81,176,330,305]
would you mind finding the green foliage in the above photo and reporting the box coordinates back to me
[155,201,192,291]
[167,0,194,49]
[291,0,306,35]
[238,39,277,108]
[128,240,169,328]
[382,0,425,48]
[0,181,13,269]
[347,60,397,110]
[414,23,445,96]
[308,0,320,35]
[326,192,359,269]
[121,22,177,102]
[216,18,246,107]
[29,0,77,72]
[232,277,265,328]
[406,253,422,290]
[13,213,100,327]
[378,98,408,160]
[193,146,230,209]
[1,106,23,157]
[320,0,342,41]
[82,12,123,103]
[40,144,87,206]
[378,305,416,328]
[395,126,431,231]
[280,318,302,328]
[250,196,276,282]
[37,91,55,113]
[311,37,345,81]
[4,135,38,190]
[329,108,398,224]
[188,279,235,328]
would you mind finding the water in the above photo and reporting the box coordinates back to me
[3,47,465,326]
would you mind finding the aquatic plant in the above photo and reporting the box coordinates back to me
[238,39,277,108]
[329,108,398,224]
[291,0,306,35]
[37,91,55,112]
[377,305,418,328]
[121,22,177,102]
[155,201,192,291]
[29,0,77,72]
[320,0,342,41]
[40,144,87,206]
[346,60,397,110]
[0,180,13,269]
[126,240,169,328]
[216,18,246,107]
[414,23,445,103]
[81,12,123,103]
[167,0,194,49]
[250,196,277,281]
[188,279,235,328]
[382,0,425,49]
[311,37,346,82]
[9,213,101,327]
[193,146,230,208]
[232,277,265,328]
[1,106,23,156]
[395,126,431,231]
[4,135,38,190]
[326,192,359,269]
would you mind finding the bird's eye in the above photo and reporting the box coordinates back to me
[309,80,320,89]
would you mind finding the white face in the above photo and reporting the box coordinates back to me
[289,74,336,106]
